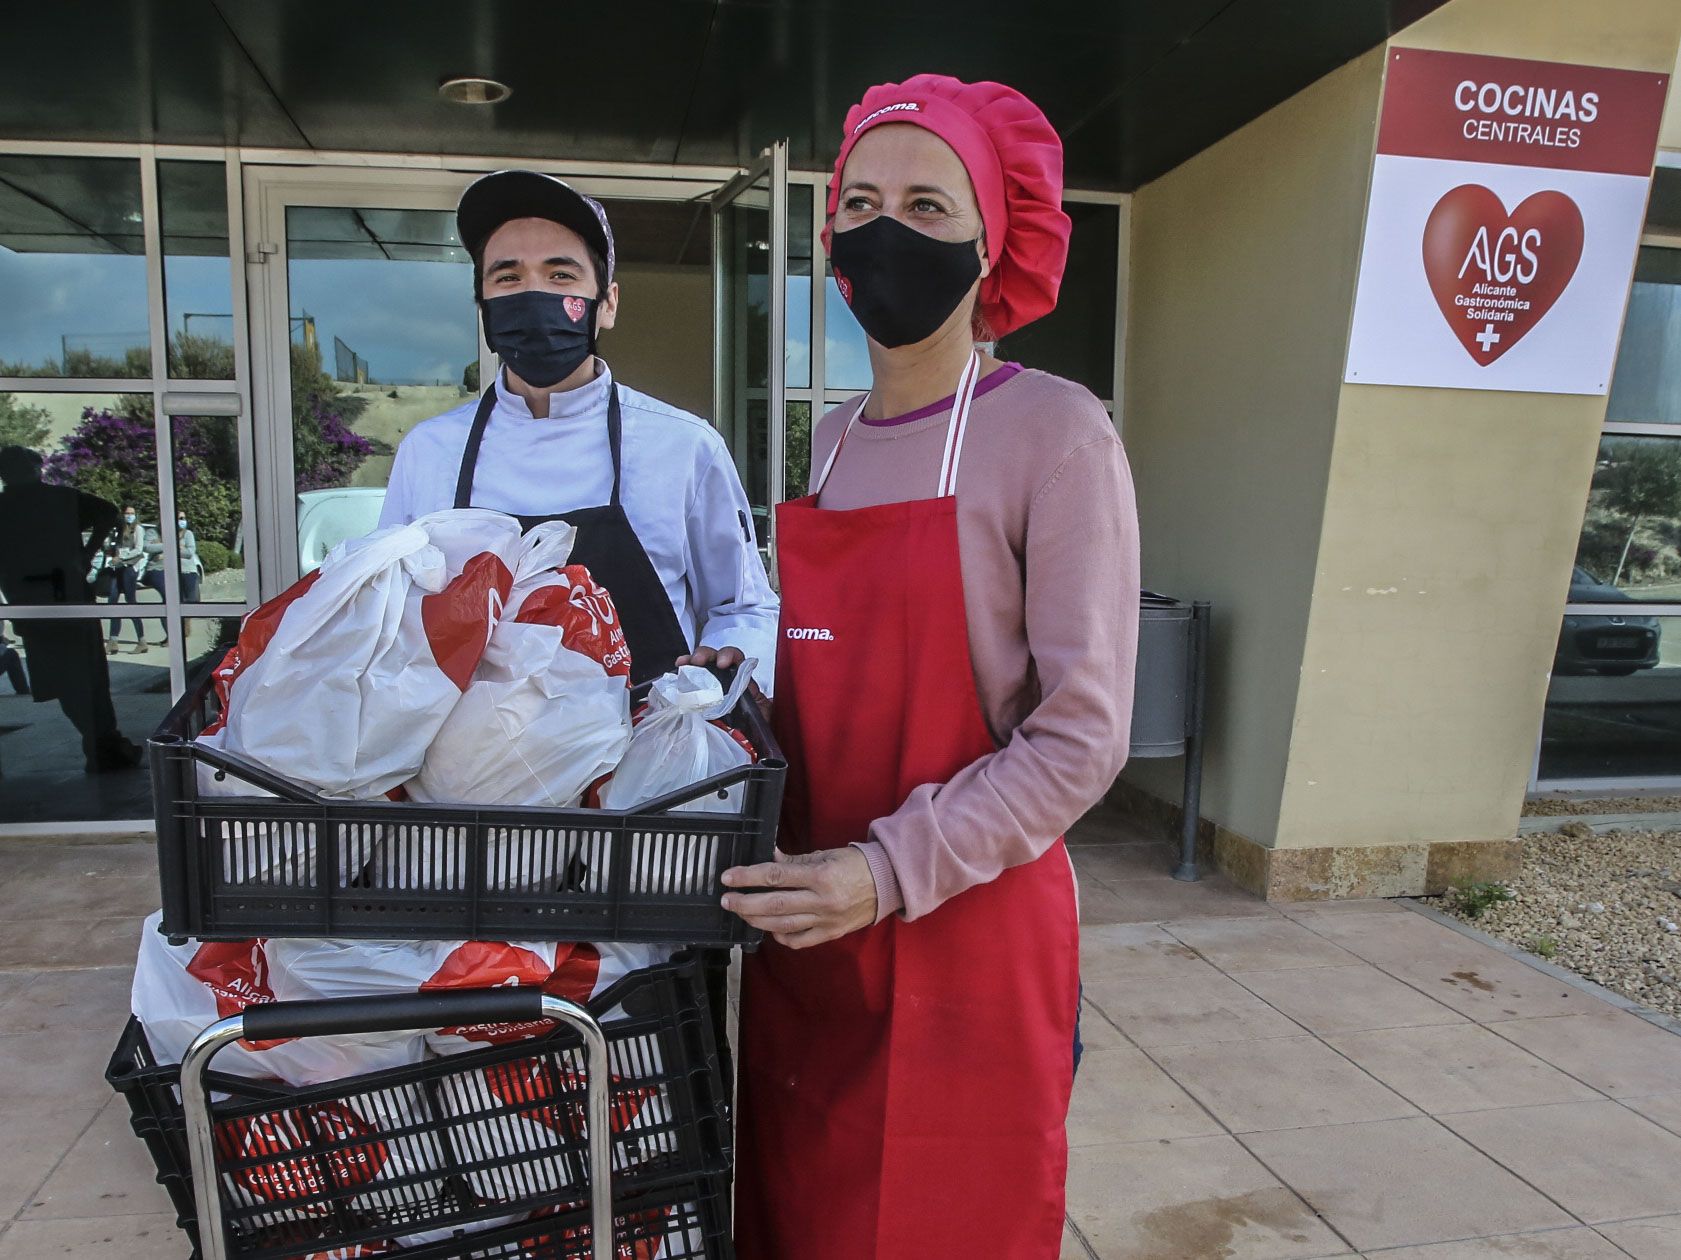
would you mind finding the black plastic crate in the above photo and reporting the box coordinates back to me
[151,665,784,946]
[107,957,731,1260]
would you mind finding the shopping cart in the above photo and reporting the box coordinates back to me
[110,956,734,1259]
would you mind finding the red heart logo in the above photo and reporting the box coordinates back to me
[1421,185,1583,366]
[563,295,588,323]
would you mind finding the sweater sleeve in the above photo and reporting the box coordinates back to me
[861,432,1140,922]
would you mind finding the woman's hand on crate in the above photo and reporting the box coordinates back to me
[720,847,876,948]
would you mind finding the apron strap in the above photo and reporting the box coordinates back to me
[453,372,625,510]
[452,383,500,509]
[812,351,983,500]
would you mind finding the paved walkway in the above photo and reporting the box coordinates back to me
[2,826,1680,1259]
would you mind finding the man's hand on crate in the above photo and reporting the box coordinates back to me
[675,644,772,723]
[720,847,877,948]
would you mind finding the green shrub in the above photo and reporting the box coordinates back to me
[197,540,233,576]
[1450,878,1515,920]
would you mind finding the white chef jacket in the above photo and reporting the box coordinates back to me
[380,360,779,690]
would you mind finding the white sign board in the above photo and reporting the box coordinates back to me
[1344,48,1668,394]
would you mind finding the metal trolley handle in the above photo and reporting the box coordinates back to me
[179,988,615,1260]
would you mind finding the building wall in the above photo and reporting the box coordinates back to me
[600,262,713,419]
[1119,47,1387,850]
[1665,41,1681,150]
[1118,0,1681,899]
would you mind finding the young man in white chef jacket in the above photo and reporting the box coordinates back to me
[379,170,776,687]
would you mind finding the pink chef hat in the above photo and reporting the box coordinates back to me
[824,74,1072,339]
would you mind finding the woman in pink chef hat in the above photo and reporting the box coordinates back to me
[717,74,1141,1259]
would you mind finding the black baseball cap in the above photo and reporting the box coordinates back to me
[456,170,616,282]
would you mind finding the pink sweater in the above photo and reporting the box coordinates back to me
[810,364,1140,921]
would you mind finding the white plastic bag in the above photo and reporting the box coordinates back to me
[130,914,427,1087]
[398,526,633,891]
[594,665,757,895]
[203,509,522,801]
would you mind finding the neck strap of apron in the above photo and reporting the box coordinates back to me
[813,351,982,500]
[453,375,624,511]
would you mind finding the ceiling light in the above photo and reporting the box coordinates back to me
[439,77,512,106]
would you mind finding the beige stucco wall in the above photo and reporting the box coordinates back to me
[1274,0,1681,850]
[1121,0,1681,858]
[1119,47,1387,846]
[1664,39,1681,150]
[601,262,713,418]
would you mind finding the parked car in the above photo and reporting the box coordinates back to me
[1554,566,1662,676]
[297,486,387,573]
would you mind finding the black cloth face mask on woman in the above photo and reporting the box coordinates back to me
[482,289,599,388]
[830,215,984,349]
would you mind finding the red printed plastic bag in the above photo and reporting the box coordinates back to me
[518,1203,699,1260]
[131,913,427,1087]
[437,1051,665,1205]
[199,509,521,800]
[423,939,672,1055]
[213,1087,448,1232]
[400,523,633,890]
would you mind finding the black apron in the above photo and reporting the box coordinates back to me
[453,380,691,686]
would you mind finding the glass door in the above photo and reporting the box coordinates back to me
[711,142,789,568]
[244,168,489,597]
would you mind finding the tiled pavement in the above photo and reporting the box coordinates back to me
[4,823,1681,1259]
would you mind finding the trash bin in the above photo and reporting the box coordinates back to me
[1124,591,1210,882]
[1131,592,1193,758]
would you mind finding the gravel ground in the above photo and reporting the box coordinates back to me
[1427,824,1681,1019]
[1522,795,1681,817]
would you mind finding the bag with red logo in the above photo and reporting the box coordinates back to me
[399,523,633,890]
[423,945,681,1202]
[198,508,522,801]
[420,939,672,1055]
[131,913,428,1088]
[516,1202,700,1260]
[214,1086,448,1233]
[592,665,758,895]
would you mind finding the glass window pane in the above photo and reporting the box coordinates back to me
[1605,245,1681,427]
[785,398,812,500]
[998,201,1119,400]
[0,615,171,820]
[824,267,871,393]
[1570,436,1681,602]
[787,183,812,390]
[160,160,235,381]
[286,206,478,565]
[168,415,246,603]
[1538,614,1680,781]
[0,393,156,608]
[0,156,150,378]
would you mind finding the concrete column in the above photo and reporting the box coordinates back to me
[1116,0,1681,900]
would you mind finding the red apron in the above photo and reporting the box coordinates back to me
[736,354,1079,1260]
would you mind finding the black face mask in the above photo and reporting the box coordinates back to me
[482,289,599,388]
[829,215,984,349]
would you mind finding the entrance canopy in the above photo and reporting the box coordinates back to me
[0,0,1443,189]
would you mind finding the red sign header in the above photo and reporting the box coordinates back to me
[1377,48,1668,177]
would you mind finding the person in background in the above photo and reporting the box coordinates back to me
[142,512,201,647]
[105,505,146,653]
[0,624,28,696]
[176,512,201,603]
[726,75,1140,1260]
[0,446,141,771]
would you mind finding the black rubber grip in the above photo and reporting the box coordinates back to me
[240,987,550,1042]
